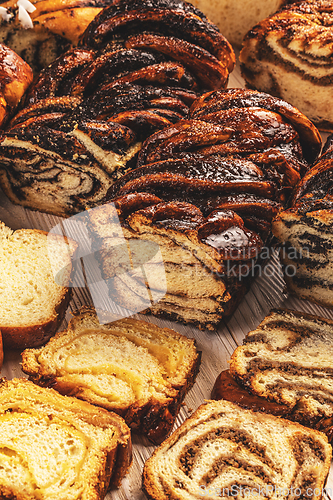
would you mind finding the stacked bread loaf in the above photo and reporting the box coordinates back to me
[240,0,333,132]
[0,0,235,217]
[273,138,333,309]
[89,88,321,330]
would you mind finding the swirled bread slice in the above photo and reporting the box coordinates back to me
[240,0,333,132]
[21,306,200,444]
[0,377,131,500]
[230,309,333,427]
[143,399,332,500]
[272,139,333,309]
[0,221,76,349]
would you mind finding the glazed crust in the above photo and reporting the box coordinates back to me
[0,44,33,128]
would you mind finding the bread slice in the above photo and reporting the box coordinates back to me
[230,309,333,427]
[0,377,131,500]
[188,0,286,48]
[143,398,332,500]
[0,221,76,349]
[22,306,200,444]
[240,0,333,132]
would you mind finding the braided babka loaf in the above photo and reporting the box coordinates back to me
[0,0,112,74]
[221,309,333,442]
[143,399,332,500]
[240,0,333,132]
[0,0,235,217]
[88,89,321,330]
[273,137,333,308]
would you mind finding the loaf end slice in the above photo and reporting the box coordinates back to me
[0,221,77,349]
[230,309,333,427]
[143,398,332,500]
[22,306,201,443]
[0,377,132,500]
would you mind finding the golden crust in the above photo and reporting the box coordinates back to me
[0,44,33,127]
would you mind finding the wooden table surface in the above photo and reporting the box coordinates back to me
[0,55,332,500]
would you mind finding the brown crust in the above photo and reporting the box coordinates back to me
[1,287,72,350]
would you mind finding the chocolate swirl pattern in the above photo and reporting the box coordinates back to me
[143,399,332,500]
[230,309,333,428]
[0,0,235,217]
[273,137,333,309]
[90,88,321,329]
[240,0,333,132]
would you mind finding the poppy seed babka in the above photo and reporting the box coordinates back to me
[0,0,235,217]
[240,0,333,132]
[21,306,200,444]
[272,137,333,309]
[89,88,321,330]
[229,309,333,433]
[143,399,332,500]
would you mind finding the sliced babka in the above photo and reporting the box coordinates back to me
[143,399,332,500]
[272,137,333,309]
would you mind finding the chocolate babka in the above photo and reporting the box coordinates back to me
[219,309,333,442]
[0,0,235,217]
[143,399,332,500]
[240,0,333,132]
[273,137,333,308]
[88,89,321,329]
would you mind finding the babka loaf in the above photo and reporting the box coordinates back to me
[188,0,288,48]
[0,377,132,499]
[272,137,333,308]
[87,88,321,329]
[0,42,32,128]
[0,0,110,74]
[143,398,332,500]
[0,221,76,349]
[229,309,333,432]
[21,306,200,444]
[240,0,333,132]
[0,0,235,216]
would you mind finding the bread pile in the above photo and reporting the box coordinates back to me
[0,221,76,349]
[273,138,333,309]
[188,0,288,48]
[88,88,321,330]
[143,398,332,500]
[21,307,200,444]
[240,0,333,132]
[0,377,132,500]
[213,309,333,443]
[0,0,110,74]
[0,42,32,128]
[0,0,235,217]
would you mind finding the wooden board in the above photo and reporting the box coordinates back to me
[0,55,332,500]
